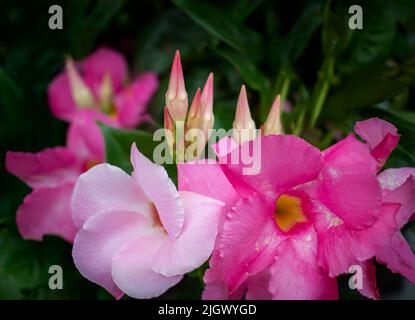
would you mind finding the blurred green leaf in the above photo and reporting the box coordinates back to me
[322,1,350,56]
[173,0,264,60]
[100,124,157,173]
[0,67,25,122]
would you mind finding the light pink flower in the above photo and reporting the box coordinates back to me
[71,144,224,299]
[6,114,104,242]
[178,117,415,300]
[48,47,159,128]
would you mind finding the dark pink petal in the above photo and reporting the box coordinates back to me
[6,148,80,189]
[269,229,338,300]
[178,161,239,205]
[316,203,400,277]
[152,191,223,276]
[354,118,400,169]
[316,134,382,229]
[71,163,148,228]
[111,234,183,299]
[222,135,322,198]
[114,72,159,128]
[377,233,415,284]
[202,250,229,300]
[67,113,105,163]
[72,210,151,299]
[357,260,380,300]
[245,269,273,300]
[47,72,78,121]
[219,195,284,293]
[16,182,78,242]
[130,144,184,238]
[81,47,128,95]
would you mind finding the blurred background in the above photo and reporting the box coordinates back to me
[0,0,414,299]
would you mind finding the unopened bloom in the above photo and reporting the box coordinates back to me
[178,117,415,300]
[6,114,104,242]
[163,51,215,161]
[71,144,224,299]
[48,47,159,128]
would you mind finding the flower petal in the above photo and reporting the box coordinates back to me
[245,269,273,300]
[316,134,382,229]
[111,234,183,299]
[178,161,239,205]
[6,148,80,189]
[16,182,78,242]
[354,118,400,168]
[81,47,128,95]
[114,72,159,128]
[357,260,380,300]
[130,143,184,238]
[376,233,415,284]
[316,202,400,276]
[219,195,284,293]
[71,163,148,228]
[269,229,338,300]
[72,210,151,299]
[47,72,77,121]
[221,135,322,198]
[152,191,223,276]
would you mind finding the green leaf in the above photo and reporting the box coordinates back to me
[0,67,25,122]
[322,0,350,56]
[100,124,158,173]
[213,45,270,94]
[173,0,264,60]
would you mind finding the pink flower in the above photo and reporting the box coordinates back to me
[178,117,415,300]
[48,47,159,129]
[6,114,104,242]
[70,144,224,299]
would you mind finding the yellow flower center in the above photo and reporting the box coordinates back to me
[274,194,307,232]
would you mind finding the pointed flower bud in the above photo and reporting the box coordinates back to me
[99,72,114,113]
[233,85,256,144]
[186,88,201,129]
[165,50,188,122]
[262,95,283,135]
[65,57,95,108]
[163,107,175,156]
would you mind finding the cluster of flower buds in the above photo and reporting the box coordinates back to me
[164,50,284,161]
[232,85,283,144]
[164,51,214,161]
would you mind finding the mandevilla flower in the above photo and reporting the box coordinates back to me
[70,144,224,299]
[178,116,415,300]
[6,114,104,242]
[48,46,159,128]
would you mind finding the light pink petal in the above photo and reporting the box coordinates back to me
[130,144,184,238]
[377,233,415,284]
[6,148,81,189]
[221,135,322,198]
[114,72,159,128]
[178,161,239,205]
[245,269,273,300]
[16,182,78,242]
[47,72,78,121]
[316,202,400,276]
[71,163,148,228]
[357,260,380,300]
[382,176,415,228]
[354,118,400,168]
[152,191,223,276]
[81,47,128,95]
[219,195,284,293]
[67,113,105,163]
[111,234,183,299]
[269,229,339,300]
[72,210,151,299]
[316,134,382,229]
[379,167,415,191]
